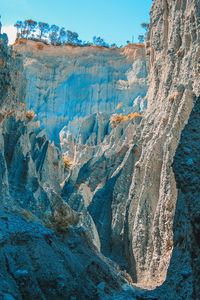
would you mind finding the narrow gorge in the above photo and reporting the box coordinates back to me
[0,0,199,299]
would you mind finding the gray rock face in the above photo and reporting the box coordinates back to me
[0,33,140,299]
[0,34,66,220]
[0,34,26,120]
[14,41,148,141]
[61,0,200,296]
[144,94,200,299]
[0,115,63,215]
[126,0,200,289]
[1,0,200,297]
[171,95,200,299]
[0,210,126,300]
[61,116,142,270]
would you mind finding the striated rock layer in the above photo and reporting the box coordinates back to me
[0,35,131,299]
[0,0,200,297]
[0,34,63,216]
[61,0,200,297]
[128,0,200,289]
[14,40,148,141]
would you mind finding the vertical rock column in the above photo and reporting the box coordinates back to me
[127,0,200,288]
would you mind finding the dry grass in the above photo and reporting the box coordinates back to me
[46,203,79,232]
[110,112,144,128]
[35,43,44,50]
[62,156,72,171]
[26,110,35,120]
[21,209,36,222]
[18,39,27,45]
[116,102,123,109]
[168,92,183,103]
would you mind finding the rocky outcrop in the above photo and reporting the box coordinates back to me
[0,115,63,213]
[1,0,200,297]
[0,210,128,300]
[0,33,139,300]
[61,0,200,296]
[127,0,200,289]
[14,40,148,141]
[61,113,143,271]
[0,33,64,216]
[143,94,200,300]
[0,34,26,120]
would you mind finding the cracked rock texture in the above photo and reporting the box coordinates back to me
[0,34,142,300]
[14,40,148,141]
[0,34,26,118]
[127,0,200,289]
[61,0,200,297]
[0,34,64,215]
[0,211,127,300]
[0,0,200,298]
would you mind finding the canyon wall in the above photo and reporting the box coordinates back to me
[127,0,200,294]
[60,0,200,296]
[14,40,148,141]
[0,34,130,300]
[0,34,63,215]
[0,0,199,298]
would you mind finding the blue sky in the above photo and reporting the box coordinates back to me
[1,0,152,45]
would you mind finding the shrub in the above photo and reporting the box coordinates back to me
[116,102,123,109]
[21,209,36,222]
[47,203,79,232]
[62,156,72,171]
[110,114,124,127]
[110,112,144,128]
[26,110,35,120]
[35,43,44,50]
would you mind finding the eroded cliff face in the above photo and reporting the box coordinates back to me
[0,34,25,117]
[1,0,199,297]
[0,34,64,215]
[60,0,200,295]
[14,40,148,141]
[0,35,132,300]
[128,0,200,289]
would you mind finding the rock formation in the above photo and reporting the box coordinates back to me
[14,40,148,141]
[61,0,200,296]
[0,34,129,299]
[128,0,200,291]
[0,0,200,298]
[0,34,63,216]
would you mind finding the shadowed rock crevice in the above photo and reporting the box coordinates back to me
[0,0,200,297]
[172,94,200,299]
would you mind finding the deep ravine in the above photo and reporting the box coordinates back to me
[0,0,200,299]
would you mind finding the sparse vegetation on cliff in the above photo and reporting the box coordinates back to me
[14,19,113,48]
[25,109,35,120]
[14,18,150,47]
[62,155,72,171]
[110,112,144,128]
[45,202,79,232]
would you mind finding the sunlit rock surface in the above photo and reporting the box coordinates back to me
[14,40,148,141]
[61,0,200,297]
[0,33,134,300]
[1,0,200,297]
